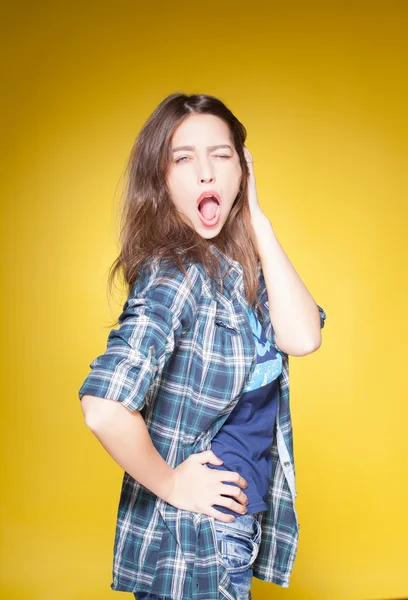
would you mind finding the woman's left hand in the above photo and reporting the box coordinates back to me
[244,146,266,222]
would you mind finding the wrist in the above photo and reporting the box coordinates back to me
[158,466,176,503]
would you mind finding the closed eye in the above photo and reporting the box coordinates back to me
[175,155,231,164]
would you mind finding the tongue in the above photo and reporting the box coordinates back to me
[200,197,219,219]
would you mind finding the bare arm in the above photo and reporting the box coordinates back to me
[253,214,322,356]
[244,146,325,356]
[82,394,174,501]
[81,394,249,522]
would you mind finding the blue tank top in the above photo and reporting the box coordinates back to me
[208,306,282,515]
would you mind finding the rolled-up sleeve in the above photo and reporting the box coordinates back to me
[257,264,327,355]
[78,261,201,412]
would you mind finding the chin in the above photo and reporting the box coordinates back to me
[195,220,225,239]
[197,230,220,239]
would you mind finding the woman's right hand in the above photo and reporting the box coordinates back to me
[164,450,249,523]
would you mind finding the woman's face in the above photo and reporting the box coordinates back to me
[166,113,243,239]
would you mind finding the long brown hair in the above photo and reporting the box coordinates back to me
[108,92,264,320]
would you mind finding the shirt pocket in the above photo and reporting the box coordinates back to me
[214,308,240,335]
[214,318,239,335]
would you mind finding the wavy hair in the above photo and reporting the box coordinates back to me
[108,92,264,320]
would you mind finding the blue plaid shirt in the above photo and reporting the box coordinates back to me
[78,244,326,599]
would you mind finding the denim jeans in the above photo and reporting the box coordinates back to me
[134,511,262,600]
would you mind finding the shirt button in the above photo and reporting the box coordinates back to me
[196,583,200,589]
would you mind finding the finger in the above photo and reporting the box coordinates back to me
[196,450,223,465]
[215,495,248,514]
[218,471,248,489]
[247,154,253,164]
[219,484,248,505]
[207,507,236,523]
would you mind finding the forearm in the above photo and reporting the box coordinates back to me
[252,212,322,356]
[81,394,174,501]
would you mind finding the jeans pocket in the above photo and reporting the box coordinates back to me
[214,517,261,573]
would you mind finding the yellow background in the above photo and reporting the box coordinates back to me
[1,2,407,599]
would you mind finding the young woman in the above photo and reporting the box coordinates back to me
[79,93,326,600]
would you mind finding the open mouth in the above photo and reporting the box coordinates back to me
[197,195,220,220]
[197,195,221,227]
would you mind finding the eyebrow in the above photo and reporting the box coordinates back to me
[172,144,233,153]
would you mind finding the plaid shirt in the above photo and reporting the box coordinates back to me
[78,244,326,599]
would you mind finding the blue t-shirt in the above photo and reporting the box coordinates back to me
[208,306,282,515]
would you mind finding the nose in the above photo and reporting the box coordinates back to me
[198,159,215,184]
[200,174,214,183]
